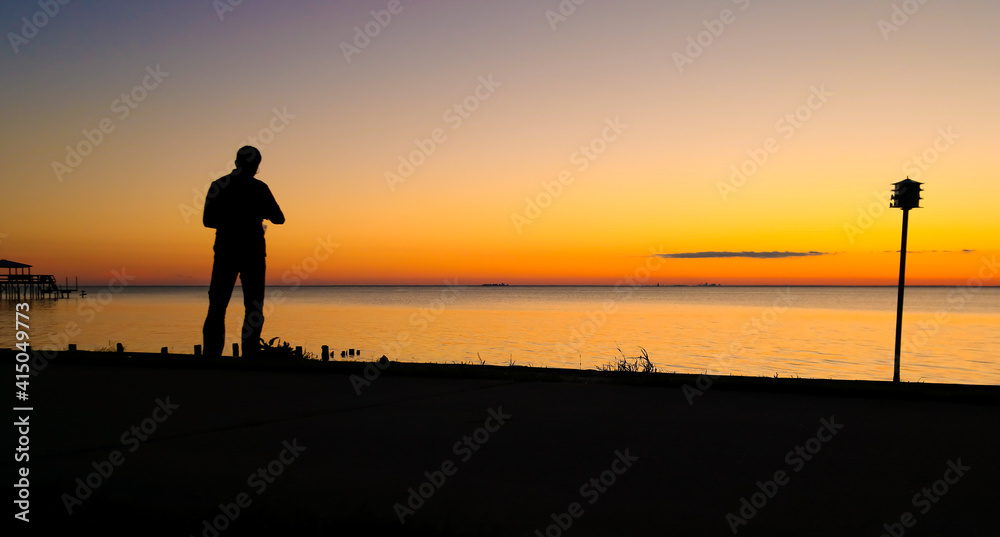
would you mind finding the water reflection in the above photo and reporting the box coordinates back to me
[2,286,997,385]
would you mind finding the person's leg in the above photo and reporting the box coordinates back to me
[203,253,238,357]
[240,256,266,358]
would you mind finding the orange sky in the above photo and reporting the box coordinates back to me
[1,0,998,285]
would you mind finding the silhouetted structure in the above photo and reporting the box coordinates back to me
[890,177,923,383]
[0,259,78,299]
[202,146,284,358]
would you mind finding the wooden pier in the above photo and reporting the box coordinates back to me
[0,259,79,300]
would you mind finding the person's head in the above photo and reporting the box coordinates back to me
[234,145,261,177]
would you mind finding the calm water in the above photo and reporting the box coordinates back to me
[4,286,998,385]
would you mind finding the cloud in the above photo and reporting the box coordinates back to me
[655,251,828,259]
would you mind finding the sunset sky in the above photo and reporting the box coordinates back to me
[1,0,998,285]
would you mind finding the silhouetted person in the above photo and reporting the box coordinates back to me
[202,146,284,358]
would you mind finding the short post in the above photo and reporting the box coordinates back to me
[349,349,355,357]
[116,343,124,353]
[194,344,202,356]
[68,344,77,352]
[890,177,923,383]
[161,347,168,354]
[322,345,329,361]
[295,346,303,359]
[233,343,240,357]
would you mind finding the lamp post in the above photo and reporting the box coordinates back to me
[890,177,922,383]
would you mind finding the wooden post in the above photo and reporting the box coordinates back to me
[233,343,240,357]
[349,349,355,357]
[68,344,77,351]
[295,346,303,359]
[116,343,124,353]
[161,347,168,354]
[321,345,329,361]
[893,208,910,383]
[194,344,202,356]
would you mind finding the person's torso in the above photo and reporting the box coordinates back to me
[212,176,271,256]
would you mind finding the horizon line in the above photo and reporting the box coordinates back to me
[67,284,1000,288]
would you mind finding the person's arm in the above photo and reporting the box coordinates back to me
[203,180,221,228]
[263,184,285,225]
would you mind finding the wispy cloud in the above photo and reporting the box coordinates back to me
[655,251,828,259]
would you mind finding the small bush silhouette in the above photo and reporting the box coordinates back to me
[257,337,311,360]
[598,345,657,373]
[95,340,121,352]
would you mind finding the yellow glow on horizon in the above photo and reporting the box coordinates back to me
[2,1,998,285]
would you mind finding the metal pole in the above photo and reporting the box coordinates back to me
[893,208,910,383]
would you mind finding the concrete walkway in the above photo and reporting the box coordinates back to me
[17,354,1000,536]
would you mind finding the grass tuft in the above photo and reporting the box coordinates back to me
[597,345,657,373]
[257,337,313,360]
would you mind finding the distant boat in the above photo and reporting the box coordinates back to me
[481,283,508,287]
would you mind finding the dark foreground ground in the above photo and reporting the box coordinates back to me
[9,350,1000,536]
